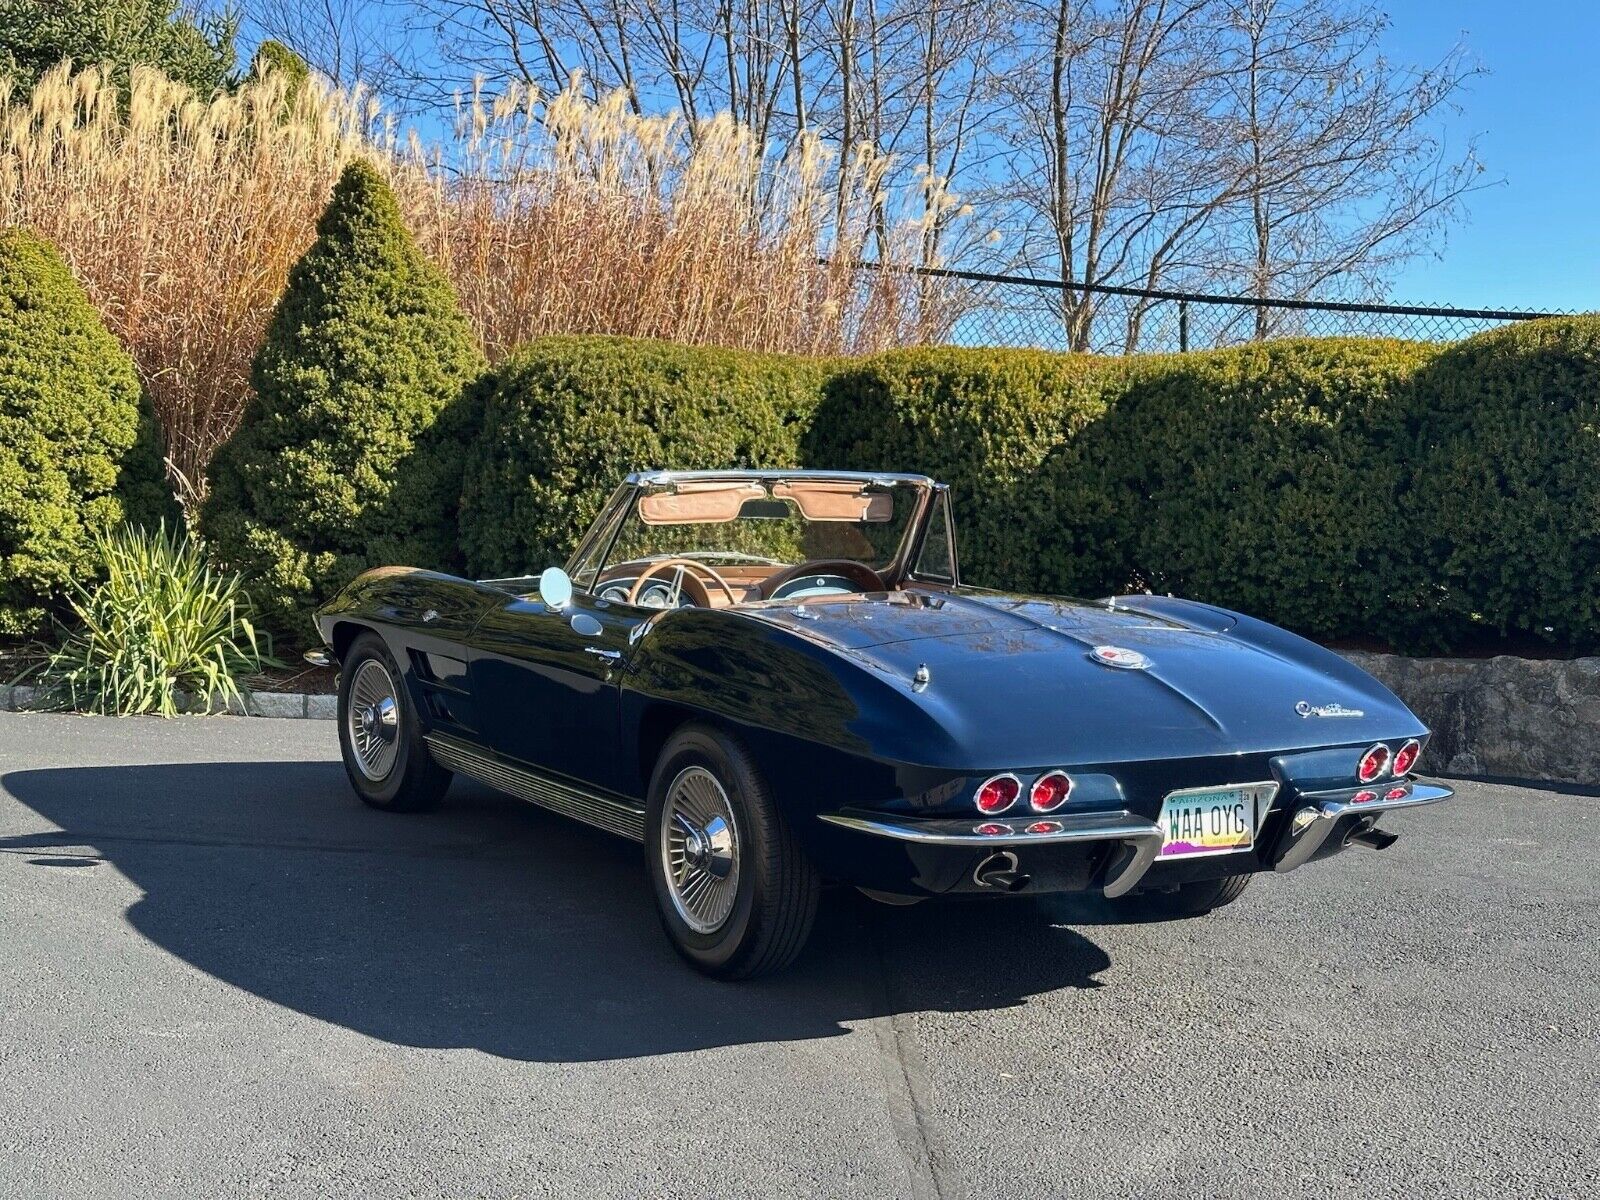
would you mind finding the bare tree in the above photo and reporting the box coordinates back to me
[247,0,409,92]
[241,0,1486,348]
[990,0,1484,351]
[1216,0,1484,339]
[997,0,1244,350]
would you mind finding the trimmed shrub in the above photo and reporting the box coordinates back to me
[249,39,310,94]
[1043,339,1437,639]
[1393,316,1600,651]
[459,337,827,578]
[806,348,1108,591]
[202,160,485,640]
[0,228,163,636]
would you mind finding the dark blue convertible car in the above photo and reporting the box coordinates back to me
[312,469,1452,977]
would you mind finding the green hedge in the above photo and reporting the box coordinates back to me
[202,160,485,640]
[450,325,1600,654]
[187,299,1600,654]
[806,348,1107,591]
[1393,316,1600,650]
[0,228,168,636]
[1040,339,1439,640]
[459,336,827,578]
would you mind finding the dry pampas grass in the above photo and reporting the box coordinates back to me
[0,63,962,502]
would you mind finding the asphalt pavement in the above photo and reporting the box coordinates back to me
[0,711,1595,1199]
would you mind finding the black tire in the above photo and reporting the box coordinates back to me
[336,631,451,812]
[1115,872,1252,918]
[645,724,820,979]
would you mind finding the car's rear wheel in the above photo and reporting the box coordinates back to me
[337,631,451,812]
[1116,872,1252,918]
[646,724,820,979]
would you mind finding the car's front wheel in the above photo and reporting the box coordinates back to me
[645,724,820,979]
[337,631,451,812]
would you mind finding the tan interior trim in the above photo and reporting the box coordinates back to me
[638,483,766,525]
[637,479,895,526]
[772,481,893,522]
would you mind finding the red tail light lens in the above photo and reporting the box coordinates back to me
[1392,739,1421,776]
[975,773,1021,815]
[1356,744,1390,783]
[1029,771,1073,813]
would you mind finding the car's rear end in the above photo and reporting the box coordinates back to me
[741,588,1454,903]
[813,739,1452,901]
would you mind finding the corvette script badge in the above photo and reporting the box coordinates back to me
[1295,700,1364,718]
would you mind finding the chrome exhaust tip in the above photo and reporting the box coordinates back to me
[1345,823,1399,851]
[973,851,1030,892]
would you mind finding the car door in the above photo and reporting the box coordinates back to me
[466,589,643,795]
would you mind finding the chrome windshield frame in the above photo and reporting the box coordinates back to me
[578,472,939,589]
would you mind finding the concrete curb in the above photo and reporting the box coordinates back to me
[0,684,337,720]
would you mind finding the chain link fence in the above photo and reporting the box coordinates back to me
[845,261,1572,354]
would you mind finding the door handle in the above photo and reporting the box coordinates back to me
[584,646,622,662]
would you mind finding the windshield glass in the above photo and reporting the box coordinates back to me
[600,479,924,581]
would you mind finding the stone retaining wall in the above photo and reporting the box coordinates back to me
[1340,651,1600,785]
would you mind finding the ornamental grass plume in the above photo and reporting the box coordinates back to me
[0,65,962,506]
[0,63,374,503]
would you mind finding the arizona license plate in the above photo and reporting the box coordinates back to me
[1157,784,1275,859]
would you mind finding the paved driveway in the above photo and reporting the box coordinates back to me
[0,712,1595,1198]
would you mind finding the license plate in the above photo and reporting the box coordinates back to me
[1157,784,1275,859]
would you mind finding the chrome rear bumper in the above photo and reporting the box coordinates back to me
[818,809,1164,898]
[1271,779,1454,872]
[821,776,1454,898]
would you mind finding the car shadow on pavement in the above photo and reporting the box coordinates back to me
[1,760,1113,1063]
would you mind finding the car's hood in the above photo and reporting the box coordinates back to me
[739,589,1419,765]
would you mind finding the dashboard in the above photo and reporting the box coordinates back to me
[596,571,866,608]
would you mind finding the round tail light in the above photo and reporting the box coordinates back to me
[1392,739,1421,776]
[975,773,1021,815]
[1029,771,1073,813]
[1356,743,1391,783]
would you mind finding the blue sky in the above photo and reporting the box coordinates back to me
[1383,1,1600,311]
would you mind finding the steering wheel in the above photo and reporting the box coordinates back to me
[755,559,885,600]
[626,558,741,608]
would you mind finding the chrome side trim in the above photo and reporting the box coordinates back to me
[817,809,1165,898]
[1273,779,1453,873]
[424,732,645,842]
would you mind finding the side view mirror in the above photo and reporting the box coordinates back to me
[539,566,573,611]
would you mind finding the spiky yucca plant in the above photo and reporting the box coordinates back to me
[35,524,275,716]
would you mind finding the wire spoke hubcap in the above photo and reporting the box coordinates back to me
[660,766,740,934]
[347,659,400,781]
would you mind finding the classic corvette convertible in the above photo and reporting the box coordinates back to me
[311,469,1452,977]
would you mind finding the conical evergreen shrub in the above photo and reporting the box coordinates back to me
[0,228,162,636]
[202,159,486,640]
